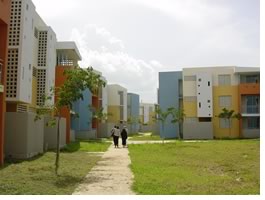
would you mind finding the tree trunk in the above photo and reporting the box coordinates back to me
[55,115,61,175]
[229,119,231,138]
[162,122,165,144]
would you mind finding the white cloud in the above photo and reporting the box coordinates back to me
[70,25,162,103]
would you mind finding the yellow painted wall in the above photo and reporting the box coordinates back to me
[31,76,37,108]
[107,105,120,123]
[213,86,240,138]
[183,101,197,117]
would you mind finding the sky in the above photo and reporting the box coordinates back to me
[32,0,260,104]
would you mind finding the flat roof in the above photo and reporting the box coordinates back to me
[56,41,82,61]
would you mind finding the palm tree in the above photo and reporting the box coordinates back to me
[154,107,172,144]
[168,107,185,139]
[217,108,241,138]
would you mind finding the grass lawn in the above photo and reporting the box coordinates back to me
[0,140,111,195]
[128,133,162,141]
[129,139,260,195]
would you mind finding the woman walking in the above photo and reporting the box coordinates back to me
[113,126,120,148]
[121,126,128,148]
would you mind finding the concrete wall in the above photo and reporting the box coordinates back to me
[44,117,66,150]
[183,121,213,139]
[75,130,97,140]
[5,112,44,159]
[98,122,116,138]
[242,129,259,138]
[158,71,182,138]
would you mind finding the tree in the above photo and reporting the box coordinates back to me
[89,105,112,137]
[154,107,172,144]
[35,66,106,175]
[168,107,185,139]
[217,108,241,138]
[127,116,140,134]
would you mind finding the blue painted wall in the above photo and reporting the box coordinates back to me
[158,71,182,138]
[127,93,140,132]
[71,89,93,131]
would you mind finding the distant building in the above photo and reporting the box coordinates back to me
[158,71,183,138]
[55,41,82,145]
[71,71,108,139]
[158,66,260,139]
[106,84,127,136]
[139,102,156,133]
[127,93,140,134]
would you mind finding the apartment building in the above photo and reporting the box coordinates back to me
[127,93,140,134]
[158,71,183,138]
[4,0,57,158]
[107,84,127,135]
[0,0,11,165]
[139,102,156,132]
[55,41,82,145]
[71,71,108,139]
[158,66,260,139]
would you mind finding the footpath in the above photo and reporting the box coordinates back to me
[73,140,135,195]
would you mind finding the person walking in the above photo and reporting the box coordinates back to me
[113,126,120,148]
[110,125,116,146]
[121,126,128,148]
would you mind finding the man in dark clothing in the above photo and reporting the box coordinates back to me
[121,126,128,148]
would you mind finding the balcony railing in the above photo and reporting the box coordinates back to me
[241,105,260,114]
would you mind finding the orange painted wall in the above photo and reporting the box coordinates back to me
[238,83,260,137]
[55,65,73,144]
[0,0,11,165]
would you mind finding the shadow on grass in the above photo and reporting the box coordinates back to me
[3,153,45,167]
[55,174,83,188]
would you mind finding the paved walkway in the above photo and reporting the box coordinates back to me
[73,140,135,195]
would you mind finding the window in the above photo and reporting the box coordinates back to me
[184,96,197,102]
[118,91,124,105]
[34,27,38,38]
[243,117,260,129]
[149,107,153,113]
[247,117,259,129]
[218,75,231,86]
[219,96,232,108]
[184,75,196,81]
[240,75,259,84]
[219,118,231,128]
[208,81,210,86]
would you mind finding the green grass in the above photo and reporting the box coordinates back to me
[129,139,260,195]
[0,140,111,195]
[62,139,111,152]
[128,133,162,141]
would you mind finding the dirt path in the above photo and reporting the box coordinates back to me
[73,141,135,195]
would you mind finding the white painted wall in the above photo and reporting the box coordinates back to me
[196,72,213,117]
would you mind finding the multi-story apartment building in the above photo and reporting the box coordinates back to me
[107,84,127,135]
[71,70,108,139]
[158,71,183,138]
[159,66,260,139]
[4,0,57,159]
[127,93,140,134]
[139,102,156,132]
[55,41,82,144]
[0,0,11,165]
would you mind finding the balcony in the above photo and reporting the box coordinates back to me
[241,105,260,116]
[239,83,260,95]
